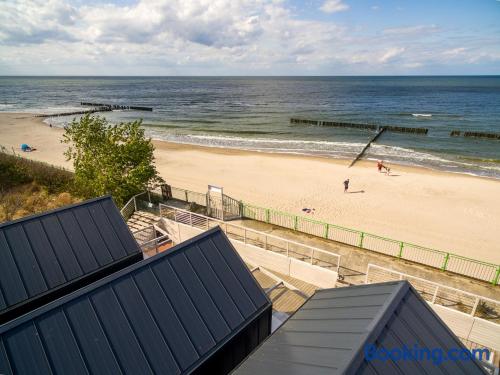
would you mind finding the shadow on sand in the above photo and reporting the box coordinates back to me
[348,190,365,194]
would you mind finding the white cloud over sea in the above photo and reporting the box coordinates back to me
[0,0,499,75]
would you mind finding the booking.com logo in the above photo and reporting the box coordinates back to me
[364,344,490,366]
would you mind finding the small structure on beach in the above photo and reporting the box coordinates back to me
[234,281,489,375]
[0,227,271,374]
[0,196,142,324]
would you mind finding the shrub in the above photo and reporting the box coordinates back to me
[62,114,164,206]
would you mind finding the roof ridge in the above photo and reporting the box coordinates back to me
[336,280,410,374]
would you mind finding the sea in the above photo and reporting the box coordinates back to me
[1,76,499,179]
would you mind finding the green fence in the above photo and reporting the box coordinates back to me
[241,203,500,285]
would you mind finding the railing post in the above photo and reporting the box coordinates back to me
[471,297,480,317]
[398,242,404,258]
[155,237,158,254]
[265,209,270,223]
[324,223,329,239]
[492,266,500,286]
[294,216,298,231]
[189,213,193,226]
[185,190,188,202]
[441,253,450,271]
[310,249,314,265]
[431,286,439,304]
[133,197,137,212]
[359,232,365,248]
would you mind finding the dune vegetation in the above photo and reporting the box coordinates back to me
[0,151,80,222]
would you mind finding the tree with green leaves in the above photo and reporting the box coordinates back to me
[63,114,164,206]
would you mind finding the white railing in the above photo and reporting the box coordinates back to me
[120,192,148,220]
[160,204,341,273]
[132,225,171,255]
[366,264,500,322]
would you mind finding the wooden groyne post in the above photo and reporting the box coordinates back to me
[35,107,112,118]
[349,127,387,168]
[291,118,378,130]
[81,102,153,111]
[290,118,428,134]
[450,130,500,140]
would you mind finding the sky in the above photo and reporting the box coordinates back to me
[0,0,499,75]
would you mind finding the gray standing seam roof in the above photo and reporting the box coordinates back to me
[0,196,141,318]
[0,227,271,374]
[234,281,487,375]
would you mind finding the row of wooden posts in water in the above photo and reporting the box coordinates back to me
[80,102,153,111]
[35,102,154,118]
[291,118,499,140]
[290,118,428,134]
[35,107,112,118]
[450,130,500,140]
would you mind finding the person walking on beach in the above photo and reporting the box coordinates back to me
[343,179,350,193]
[377,160,383,172]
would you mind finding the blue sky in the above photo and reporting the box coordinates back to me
[0,0,499,75]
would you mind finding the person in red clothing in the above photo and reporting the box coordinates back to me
[377,160,383,172]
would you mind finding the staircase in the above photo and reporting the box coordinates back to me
[127,211,160,232]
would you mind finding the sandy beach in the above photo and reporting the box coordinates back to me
[1,112,499,264]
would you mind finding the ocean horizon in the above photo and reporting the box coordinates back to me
[1,75,499,178]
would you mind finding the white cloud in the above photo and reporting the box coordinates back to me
[383,24,438,36]
[443,47,466,56]
[378,47,405,63]
[0,0,78,44]
[371,5,379,11]
[403,62,423,68]
[320,0,349,14]
[0,0,499,75]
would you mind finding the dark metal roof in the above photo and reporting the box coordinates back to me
[0,227,271,374]
[0,196,141,319]
[234,281,487,375]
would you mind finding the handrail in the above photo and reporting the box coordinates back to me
[120,192,146,218]
[365,264,500,317]
[160,204,341,273]
[163,204,341,263]
[130,224,171,255]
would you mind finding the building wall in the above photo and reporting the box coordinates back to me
[192,305,272,375]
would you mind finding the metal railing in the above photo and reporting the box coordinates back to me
[120,193,142,220]
[241,203,500,285]
[122,187,500,285]
[159,204,341,273]
[132,225,171,255]
[365,264,500,323]
[168,186,207,207]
